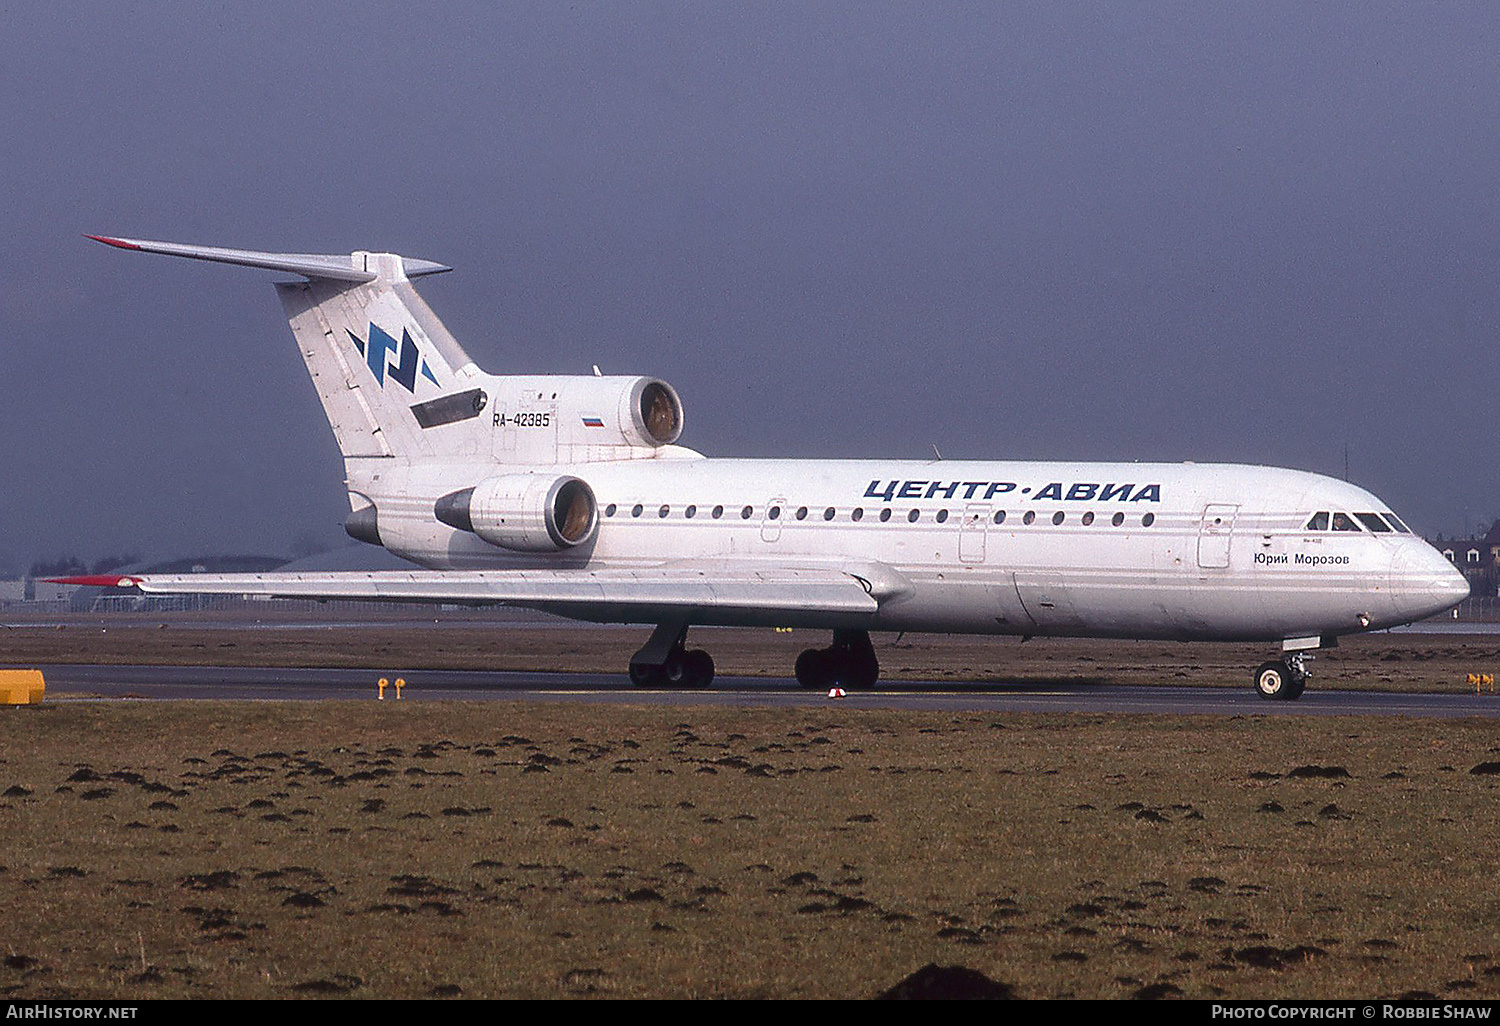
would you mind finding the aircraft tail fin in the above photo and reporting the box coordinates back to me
[88,235,485,460]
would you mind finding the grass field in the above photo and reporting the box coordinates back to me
[2,701,1498,999]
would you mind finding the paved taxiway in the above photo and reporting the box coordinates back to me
[35,664,1500,717]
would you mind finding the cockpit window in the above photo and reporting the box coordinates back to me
[1331,512,1361,532]
[1305,512,1329,531]
[1355,512,1393,533]
[1384,512,1411,533]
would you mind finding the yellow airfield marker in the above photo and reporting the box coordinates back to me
[0,670,45,705]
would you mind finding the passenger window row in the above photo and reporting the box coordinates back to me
[601,503,1158,527]
[1304,511,1409,534]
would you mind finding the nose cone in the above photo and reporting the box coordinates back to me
[1438,564,1473,606]
[1390,542,1470,622]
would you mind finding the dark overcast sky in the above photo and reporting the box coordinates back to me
[3,2,1499,568]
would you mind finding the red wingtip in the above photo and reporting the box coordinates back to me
[45,575,142,588]
[84,234,141,250]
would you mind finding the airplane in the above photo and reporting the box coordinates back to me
[61,235,1470,700]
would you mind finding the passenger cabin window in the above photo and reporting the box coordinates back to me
[1355,513,1392,533]
[1306,512,1329,531]
[1331,513,1361,532]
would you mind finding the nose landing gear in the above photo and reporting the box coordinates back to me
[1253,652,1309,701]
[794,629,880,690]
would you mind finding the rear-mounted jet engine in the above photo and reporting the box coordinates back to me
[435,474,598,552]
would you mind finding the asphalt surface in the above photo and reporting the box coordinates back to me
[29,664,1500,717]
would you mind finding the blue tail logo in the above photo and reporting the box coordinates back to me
[346,324,440,392]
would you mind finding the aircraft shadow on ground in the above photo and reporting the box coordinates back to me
[699,675,1115,693]
[832,676,1113,691]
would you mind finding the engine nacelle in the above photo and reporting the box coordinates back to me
[435,474,598,552]
[490,375,684,450]
[622,378,684,447]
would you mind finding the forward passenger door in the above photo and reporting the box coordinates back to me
[1196,504,1239,569]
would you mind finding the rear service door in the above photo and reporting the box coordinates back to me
[1196,503,1239,569]
[959,504,988,564]
[760,498,787,543]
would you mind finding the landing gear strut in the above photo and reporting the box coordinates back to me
[795,629,880,690]
[1253,652,1309,701]
[629,622,715,689]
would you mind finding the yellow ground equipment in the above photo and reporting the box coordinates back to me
[0,670,45,705]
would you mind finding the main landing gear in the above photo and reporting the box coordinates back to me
[1253,652,1309,701]
[628,622,714,689]
[794,630,880,690]
[627,624,883,691]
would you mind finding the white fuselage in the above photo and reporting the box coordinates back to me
[83,236,1470,664]
[353,455,1468,642]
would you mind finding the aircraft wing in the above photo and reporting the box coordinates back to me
[55,564,907,620]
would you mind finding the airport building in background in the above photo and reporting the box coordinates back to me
[1430,520,1500,599]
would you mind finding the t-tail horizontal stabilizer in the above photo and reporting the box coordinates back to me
[84,235,452,282]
